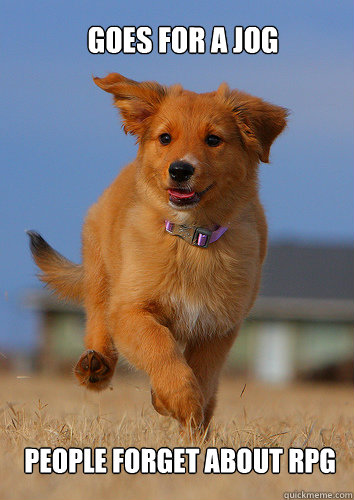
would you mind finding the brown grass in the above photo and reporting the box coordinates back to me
[0,372,353,500]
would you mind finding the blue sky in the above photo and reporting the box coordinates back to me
[0,1,353,352]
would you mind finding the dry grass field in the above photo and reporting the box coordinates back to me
[0,372,353,500]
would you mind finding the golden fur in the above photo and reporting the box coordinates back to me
[28,73,287,431]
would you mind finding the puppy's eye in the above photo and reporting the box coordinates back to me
[159,133,171,145]
[206,135,222,147]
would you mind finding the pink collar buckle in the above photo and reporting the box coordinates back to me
[165,220,228,248]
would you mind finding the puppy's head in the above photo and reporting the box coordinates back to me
[94,73,288,223]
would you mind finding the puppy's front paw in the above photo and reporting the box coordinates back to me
[151,389,170,416]
[176,383,204,429]
[153,375,204,428]
[74,350,114,391]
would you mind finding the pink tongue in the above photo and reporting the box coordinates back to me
[168,189,195,199]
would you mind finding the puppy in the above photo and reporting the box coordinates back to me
[27,73,287,430]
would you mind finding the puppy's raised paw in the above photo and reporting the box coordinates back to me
[74,349,114,391]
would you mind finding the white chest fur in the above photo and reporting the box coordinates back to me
[161,293,235,341]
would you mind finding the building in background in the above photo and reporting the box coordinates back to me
[235,243,353,383]
[23,243,354,383]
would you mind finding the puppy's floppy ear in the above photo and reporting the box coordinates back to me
[218,84,288,163]
[93,73,167,136]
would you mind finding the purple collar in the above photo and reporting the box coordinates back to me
[165,220,228,248]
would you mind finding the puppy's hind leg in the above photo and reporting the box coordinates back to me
[74,237,118,391]
[184,328,238,431]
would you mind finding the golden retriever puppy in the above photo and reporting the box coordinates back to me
[27,73,287,430]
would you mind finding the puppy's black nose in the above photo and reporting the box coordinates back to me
[169,161,195,182]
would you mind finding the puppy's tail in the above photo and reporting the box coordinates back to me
[26,230,84,303]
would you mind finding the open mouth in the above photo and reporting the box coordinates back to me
[168,185,213,208]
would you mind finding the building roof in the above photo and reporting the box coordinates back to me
[260,243,354,300]
[249,243,354,322]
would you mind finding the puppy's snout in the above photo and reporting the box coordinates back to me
[169,161,195,183]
